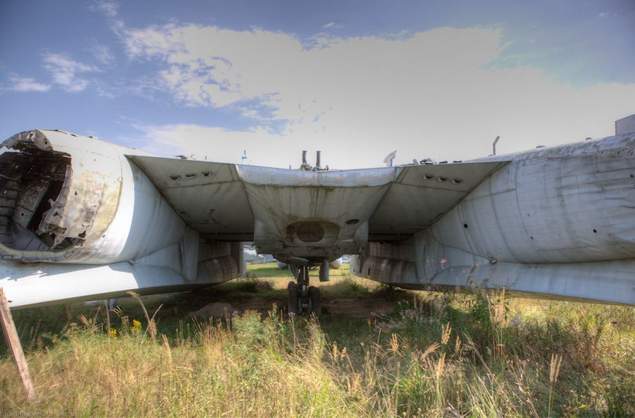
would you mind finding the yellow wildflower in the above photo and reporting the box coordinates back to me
[132,319,142,333]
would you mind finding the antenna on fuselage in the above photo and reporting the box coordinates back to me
[299,150,328,171]
[383,150,397,167]
[300,150,311,170]
[491,136,500,156]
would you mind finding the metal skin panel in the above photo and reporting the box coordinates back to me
[0,261,197,308]
[237,165,396,187]
[353,133,635,305]
[437,135,635,264]
[244,183,388,260]
[129,156,254,241]
[370,162,506,237]
[233,166,396,261]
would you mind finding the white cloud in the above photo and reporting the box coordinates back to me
[91,44,114,65]
[322,22,336,29]
[43,53,98,92]
[138,124,300,166]
[92,0,118,18]
[126,24,635,168]
[91,0,125,36]
[7,75,51,92]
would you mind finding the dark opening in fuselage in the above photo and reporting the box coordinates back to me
[0,146,72,252]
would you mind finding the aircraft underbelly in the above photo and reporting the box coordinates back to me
[2,128,635,306]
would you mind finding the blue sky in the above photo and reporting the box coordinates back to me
[1,0,634,167]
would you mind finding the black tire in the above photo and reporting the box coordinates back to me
[308,286,321,315]
[287,281,298,315]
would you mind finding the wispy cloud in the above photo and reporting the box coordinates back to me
[91,0,118,18]
[43,53,98,92]
[136,124,288,164]
[91,44,114,65]
[6,75,51,92]
[90,0,125,36]
[124,24,635,167]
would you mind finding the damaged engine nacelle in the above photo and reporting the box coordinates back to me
[0,130,242,307]
[0,129,186,264]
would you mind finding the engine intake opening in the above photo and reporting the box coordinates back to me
[0,140,75,252]
[287,222,325,243]
[285,220,340,246]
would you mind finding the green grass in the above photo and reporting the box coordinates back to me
[1,264,634,417]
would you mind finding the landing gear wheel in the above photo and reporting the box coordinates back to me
[287,265,319,315]
[287,281,298,315]
[308,286,321,315]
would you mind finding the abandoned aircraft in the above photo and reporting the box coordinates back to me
[1,114,635,313]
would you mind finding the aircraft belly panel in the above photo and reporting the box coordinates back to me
[369,162,506,237]
[129,156,254,239]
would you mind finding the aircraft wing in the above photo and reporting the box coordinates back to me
[129,156,254,241]
[369,162,506,240]
[129,155,506,243]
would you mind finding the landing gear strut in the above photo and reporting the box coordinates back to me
[288,265,320,315]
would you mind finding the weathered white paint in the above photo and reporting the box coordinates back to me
[3,126,635,307]
[0,260,194,308]
[0,129,185,264]
[616,114,635,135]
[353,133,635,305]
[131,156,501,261]
[0,130,242,308]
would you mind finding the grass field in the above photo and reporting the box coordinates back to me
[1,262,634,417]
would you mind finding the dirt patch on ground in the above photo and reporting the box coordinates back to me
[321,298,396,318]
[157,272,404,321]
[188,295,398,320]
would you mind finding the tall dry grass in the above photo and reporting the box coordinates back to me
[0,282,634,417]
